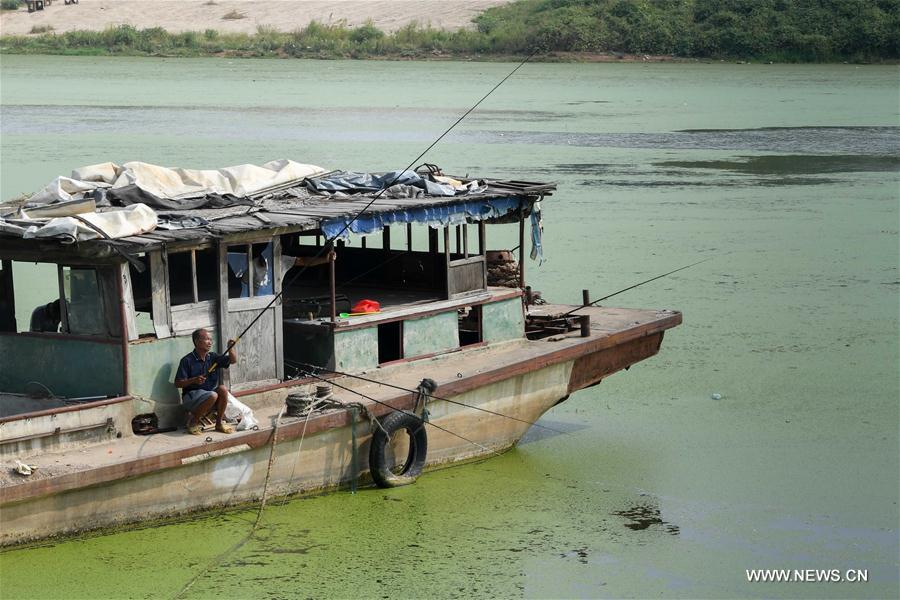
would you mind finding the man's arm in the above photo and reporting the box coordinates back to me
[225,339,237,365]
[174,357,205,388]
[293,251,336,268]
[174,374,206,388]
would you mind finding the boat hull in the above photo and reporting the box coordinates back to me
[0,309,676,547]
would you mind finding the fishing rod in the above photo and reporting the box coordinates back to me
[290,360,567,435]
[297,364,504,459]
[562,257,713,317]
[208,49,539,374]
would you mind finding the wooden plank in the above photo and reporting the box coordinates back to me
[448,260,486,297]
[217,241,230,388]
[335,290,496,330]
[190,250,199,303]
[443,226,451,299]
[244,243,254,298]
[272,236,284,381]
[149,251,171,339]
[227,295,275,312]
[478,222,486,288]
[171,301,217,335]
[226,308,277,385]
[518,208,525,288]
[56,265,68,333]
[118,264,139,341]
[449,255,485,267]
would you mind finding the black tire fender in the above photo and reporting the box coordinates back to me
[369,410,427,488]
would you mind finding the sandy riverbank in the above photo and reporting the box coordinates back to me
[0,0,507,35]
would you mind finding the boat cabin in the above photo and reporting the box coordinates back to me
[0,169,554,443]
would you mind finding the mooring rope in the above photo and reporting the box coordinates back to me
[296,364,503,459]
[277,384,385,506]
[290,360,567,435]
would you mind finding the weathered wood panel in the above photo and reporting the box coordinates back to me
[448,258,486,297]
[272,236,285,381]
[225,308,277,384]
[118,264,138,341]
[171,301,217,335]
[403,311,459,358]
[149,251,171,339]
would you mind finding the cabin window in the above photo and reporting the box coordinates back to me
[227,242,275,299]
[168,248,218,305]
[458,305,482,346]
[4,261,61,334]
[127,254,156,337]
[60,266,107,336]
[377,321,403,364]
[3,262,116,338]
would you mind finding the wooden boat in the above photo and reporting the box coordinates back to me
[0,166,681,546]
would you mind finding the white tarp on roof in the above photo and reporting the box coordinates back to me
[4,159,327,242]
[107,159,326,199]
[21,203,158,244]
[26,159,326,206]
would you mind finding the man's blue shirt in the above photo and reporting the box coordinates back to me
[175,350,231,397]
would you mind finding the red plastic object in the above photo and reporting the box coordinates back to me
[351,299,381,314]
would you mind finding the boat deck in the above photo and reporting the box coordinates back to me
[1,304,681,503]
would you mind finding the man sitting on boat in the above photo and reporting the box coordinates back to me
[174,328,238,435]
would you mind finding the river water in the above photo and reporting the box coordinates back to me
[0,57,898,599]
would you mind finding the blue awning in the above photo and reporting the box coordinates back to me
[321,196,524,239]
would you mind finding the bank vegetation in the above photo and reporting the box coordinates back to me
[1,0,897,62]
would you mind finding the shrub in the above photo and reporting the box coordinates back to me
[350,21,384,44]
[0,0,21,11]
[29,25,54,34]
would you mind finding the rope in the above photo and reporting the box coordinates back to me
[255,404,286,525]
[297,365,503,459]
[291,361,567,435]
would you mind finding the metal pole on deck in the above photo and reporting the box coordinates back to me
[329,243,336,323]
[518,208,525,289]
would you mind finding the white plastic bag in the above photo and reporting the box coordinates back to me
[224,393,258,431]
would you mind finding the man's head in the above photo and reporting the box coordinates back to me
[192,328,213,353]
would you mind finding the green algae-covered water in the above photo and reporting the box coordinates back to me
[0,57,898,599]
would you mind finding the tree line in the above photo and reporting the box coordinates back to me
[1,0,897,62]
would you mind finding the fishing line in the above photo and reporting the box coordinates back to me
[290,360,567,435]
[562,257,713,317]
[209,49,539,371]
[176,53,539,597]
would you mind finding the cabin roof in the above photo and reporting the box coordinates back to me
[0,177,554,261]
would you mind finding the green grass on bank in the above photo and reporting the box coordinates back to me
[1,0,898,62]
